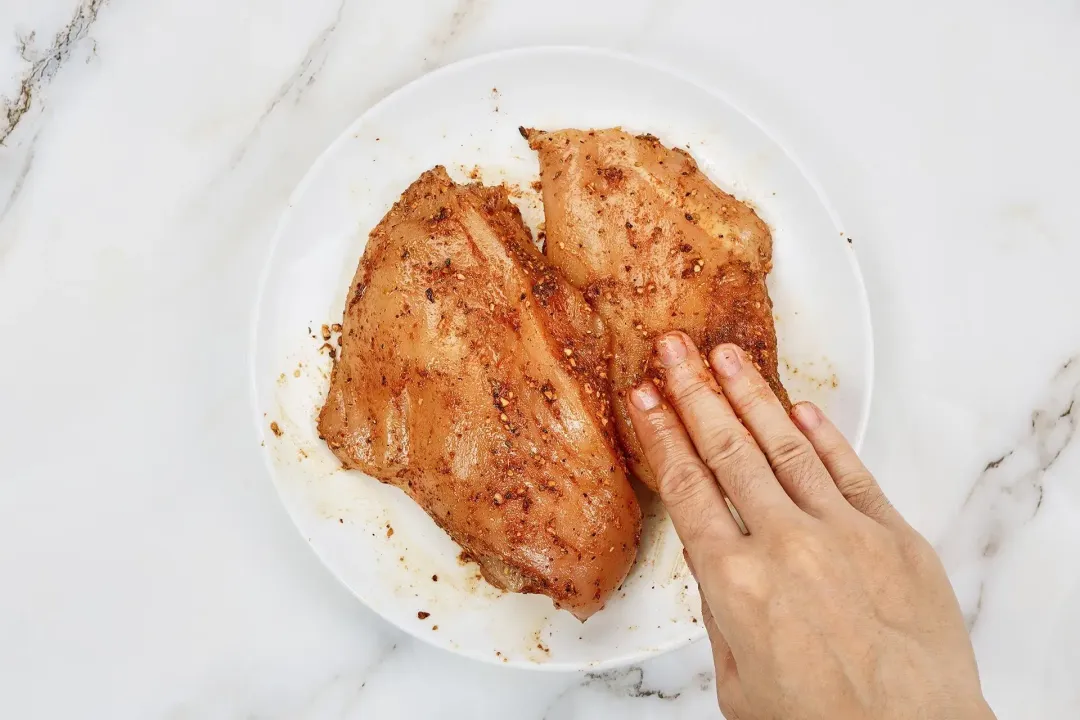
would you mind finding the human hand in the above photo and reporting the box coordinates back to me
[627,332,995,720]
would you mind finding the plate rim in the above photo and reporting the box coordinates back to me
[247,44,875,671]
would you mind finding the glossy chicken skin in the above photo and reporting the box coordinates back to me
[318,167,641,620]
[523,128,790,491]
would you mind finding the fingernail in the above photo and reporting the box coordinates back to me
[656,334,687,367]
[630,383,661,411]
[711,345,742,378]
[792,402,821,430]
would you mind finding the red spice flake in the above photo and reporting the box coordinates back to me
[597,166,624,184]
[417,611,430,620]
[349,281,367,308]
[269,422,283,437]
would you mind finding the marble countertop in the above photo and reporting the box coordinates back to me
[2,0,1079,717]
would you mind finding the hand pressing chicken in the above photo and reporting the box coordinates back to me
[628,332,996,720]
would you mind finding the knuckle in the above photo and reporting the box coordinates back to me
[774,524,827,572]
[661,471,722,548]
[657,458,712,509]
[774,523,810,551]
[735,377,776,411]
[669,371,715,405]
[717,552,768,600]
[838,471,891,515]
[644,412,676,448]
[836,470,876,496]
[701,424,754,475]
[768,435,817,481]
[862,492,894,519]
[637,417,671,467]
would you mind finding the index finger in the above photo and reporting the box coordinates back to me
[626,382,743,549]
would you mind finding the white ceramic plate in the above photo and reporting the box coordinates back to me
[250,47,873,670]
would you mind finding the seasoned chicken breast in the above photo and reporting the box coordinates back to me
[318,166,641,620]
[523,128,789,491]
